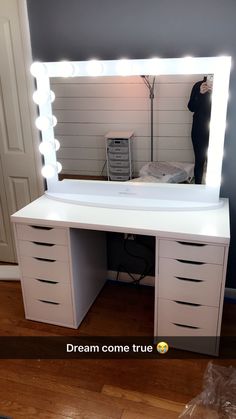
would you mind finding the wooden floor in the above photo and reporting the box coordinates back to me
[0,280,236,418]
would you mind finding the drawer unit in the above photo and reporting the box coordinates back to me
[156,238,226,354]
[105,131,133,181]
[159,239,224,264]
[15,223,74,327]
[16,224,68,245]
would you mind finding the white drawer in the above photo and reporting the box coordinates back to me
[18,240,69,262]
[158,261,222,307]
[22,276,73,305]
[159,239,224,264]
[159,258,223,283]
[157,298,218,336]
[23,294,74,327]
[16,224,68,245]
[20,256,70,283]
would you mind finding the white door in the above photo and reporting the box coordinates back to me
[0,0,42,262]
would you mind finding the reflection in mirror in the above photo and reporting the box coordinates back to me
[51,74,212,185]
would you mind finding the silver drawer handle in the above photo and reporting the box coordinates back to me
[175,276,203,283]
[34,257,56,262]
[177,241,206,247]
[30,225,53,230]
[35,278,58,284]
[38,299,60,305]
[32,241,55,247]
[173,322,200,330]
[174,300,201,307]
[177,259,205,265]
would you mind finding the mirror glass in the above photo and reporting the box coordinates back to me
[51,74,211,185]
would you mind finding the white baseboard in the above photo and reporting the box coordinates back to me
[0,265,20,280]
[224,287,236,299]
[107,270,155,286]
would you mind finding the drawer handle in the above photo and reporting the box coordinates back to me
[34,257,56,262]
[177,259,205,265]
[173,322,200,330]
[174,300,201,307]
[32,241,55,247]
[175,276,203,283]
[177,241,206,247]
[36,278,58,284]
[38,299,60,305]
[30,226,53,230]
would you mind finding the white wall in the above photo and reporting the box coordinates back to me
[51,74,201,177]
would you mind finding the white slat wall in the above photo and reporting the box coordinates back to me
[51,75,201,177]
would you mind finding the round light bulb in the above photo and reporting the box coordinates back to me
[39,141,54,155]
[30,62,47,77]
[33,90,55,105]
[58,61,75,77]
[116,59,133,76]
[147,58,161,75]
[52,115,57,127]
[41,164,57,178]
[35,116,51,131]
[54,139,60,151]
[87,60,104,76]
[57,162,62,173]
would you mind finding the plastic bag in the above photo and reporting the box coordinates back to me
[178,362,236,418]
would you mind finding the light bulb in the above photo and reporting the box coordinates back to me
[41,164,57,178]
[58,61,75,77]
[54,139,60,151]
[57,162,62,173]
[33,90,55,105]
[87,60,104,76]
[39,141,54,155]
[116,59,133,76]
[35,116,51,131]
[52,115,57,127]
[147,58,161,75]
[30,62,47,77]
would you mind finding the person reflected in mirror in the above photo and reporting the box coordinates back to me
[188,75,213,184]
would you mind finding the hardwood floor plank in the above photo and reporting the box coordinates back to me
[102,384,185,412]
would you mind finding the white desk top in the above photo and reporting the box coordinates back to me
[11,195,230,244]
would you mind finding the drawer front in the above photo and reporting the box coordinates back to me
[157,298,218,336]
[159,239,224,264]
[18,240,69,262]
[16,224,68,245]
[158,261,222,307]
[159,258,223,283]
[22,277,73,305]
[20,256,70,283]
[23,293,74,327]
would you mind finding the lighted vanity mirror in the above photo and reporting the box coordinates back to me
[31,57,231,210]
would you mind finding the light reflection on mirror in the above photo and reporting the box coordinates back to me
[51,74,213,185]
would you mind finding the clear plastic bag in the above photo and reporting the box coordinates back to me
[179,362,236,418]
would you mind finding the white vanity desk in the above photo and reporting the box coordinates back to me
[11,194,230,355]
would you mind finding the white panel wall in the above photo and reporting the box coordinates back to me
[51,75,202,177]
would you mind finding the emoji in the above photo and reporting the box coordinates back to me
[156,341,169,354]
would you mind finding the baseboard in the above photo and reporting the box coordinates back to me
[0,265,20,280]
[107,270,155,286]
[224,287,236,299]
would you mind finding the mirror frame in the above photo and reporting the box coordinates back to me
[31,56,231,210]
